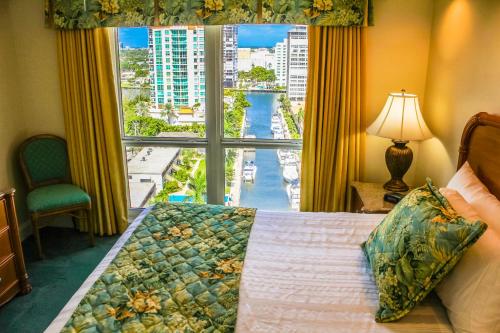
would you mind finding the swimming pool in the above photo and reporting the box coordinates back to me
[168,194,231,203]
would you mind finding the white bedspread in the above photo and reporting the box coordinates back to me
[45,209,453,333]
[236,211,453,333]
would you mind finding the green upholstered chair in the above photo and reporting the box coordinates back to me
[19,134,94,258]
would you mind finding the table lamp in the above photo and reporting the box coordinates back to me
[367,90,432,192]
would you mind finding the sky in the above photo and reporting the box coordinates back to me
[118,25,294,49]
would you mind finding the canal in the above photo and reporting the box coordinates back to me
[239,92,293,211]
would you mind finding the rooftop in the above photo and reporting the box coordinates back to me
[129,182,155,208]
[128,146,180,175]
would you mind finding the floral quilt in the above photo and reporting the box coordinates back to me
[61,203,256,333]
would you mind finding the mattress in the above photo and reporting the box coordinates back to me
[45,209,452,333]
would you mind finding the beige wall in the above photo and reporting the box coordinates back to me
[0,0,65,235]
[0,2,26,194]
[415,0,500,186]
[363,0,434,186]
[9,0,65,137]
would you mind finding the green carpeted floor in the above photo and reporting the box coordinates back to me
[0,227,120,333]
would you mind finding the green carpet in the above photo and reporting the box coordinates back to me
[0,227,119,333]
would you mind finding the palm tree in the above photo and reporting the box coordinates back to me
[187,170,206,204]
[161,103,177,124]
[279,94,291,113]
[192,102,201,116]
[135,101,149,117]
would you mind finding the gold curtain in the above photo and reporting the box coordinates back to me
[300,26,365,212]
[56,28,128,235]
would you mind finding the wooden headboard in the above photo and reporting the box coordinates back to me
[458,112,500,199]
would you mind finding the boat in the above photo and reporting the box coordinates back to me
[278,150,298,165]
[283,164,299,183]
[273,127,284,139]
[271,123,282,134]
[271,113,281,125]
[287,180,301,209]
[277,149,290,165]
[243,160,257,183]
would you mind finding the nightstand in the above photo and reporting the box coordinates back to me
[350,181,410,214]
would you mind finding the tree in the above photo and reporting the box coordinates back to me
[187,169,206,204]
[279,94,292,113]
[150,181,181,204]
[192,102,201,112]
[238,66,276,87]
[160,103,177,124]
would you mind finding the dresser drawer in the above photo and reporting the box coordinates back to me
[0,230,13,262]
[0,256,18,294]
[0,200,7,230]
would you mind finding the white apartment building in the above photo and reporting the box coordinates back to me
[237,48,275,72]
[223,26,238,88]
[274,39,288,87]
[149,26,206,116]
[287,26,308,102]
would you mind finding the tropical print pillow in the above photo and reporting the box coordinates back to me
[361,178,487,323]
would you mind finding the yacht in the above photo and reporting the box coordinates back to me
[283,164,299,183]
[287,180,301,210]
[271,113,281,125]
[271,123,282,134]
[278,150,298,165]
[243,160,257,183]
[273,128,284,139]
[277,149,290,165]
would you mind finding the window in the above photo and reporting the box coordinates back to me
[118,25,307,210]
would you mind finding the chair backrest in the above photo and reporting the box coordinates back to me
[19,135,70,190]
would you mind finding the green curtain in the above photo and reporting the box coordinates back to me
[56,28,129,235]
[45,0,372,29]
[300,25,365,212]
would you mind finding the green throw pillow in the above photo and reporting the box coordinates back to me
[361,178,487,322]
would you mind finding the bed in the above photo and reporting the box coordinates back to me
[45,112,500,333]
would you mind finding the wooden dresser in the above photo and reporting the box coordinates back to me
[0,189,31,306]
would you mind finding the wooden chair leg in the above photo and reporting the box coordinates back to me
[86,209,95,247]
[31,216,44,259]
[72,216,78,230]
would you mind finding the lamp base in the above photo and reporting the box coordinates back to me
[384,140,412,193]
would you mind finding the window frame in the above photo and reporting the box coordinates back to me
[115,26,303,209]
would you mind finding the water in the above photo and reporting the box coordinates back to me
[239,92,292,211]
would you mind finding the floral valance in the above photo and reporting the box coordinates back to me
[45,0,373,29]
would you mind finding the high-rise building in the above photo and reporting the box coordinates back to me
[149,26,205,117]
[274,39,288,87]
[223,26,238,88]
[286,26,308,102]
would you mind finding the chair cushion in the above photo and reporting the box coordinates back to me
[27,184,91,213]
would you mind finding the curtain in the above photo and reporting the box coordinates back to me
[300,26,365,212]
[56,28,128,235]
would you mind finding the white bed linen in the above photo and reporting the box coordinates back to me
[45,210,452,333]
[237,211,452,333]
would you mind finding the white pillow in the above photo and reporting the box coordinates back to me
[436,188,500,333]
[439,187,482,221]
[447,161,500,231]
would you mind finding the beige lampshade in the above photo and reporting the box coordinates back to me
[367,91,433,141]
